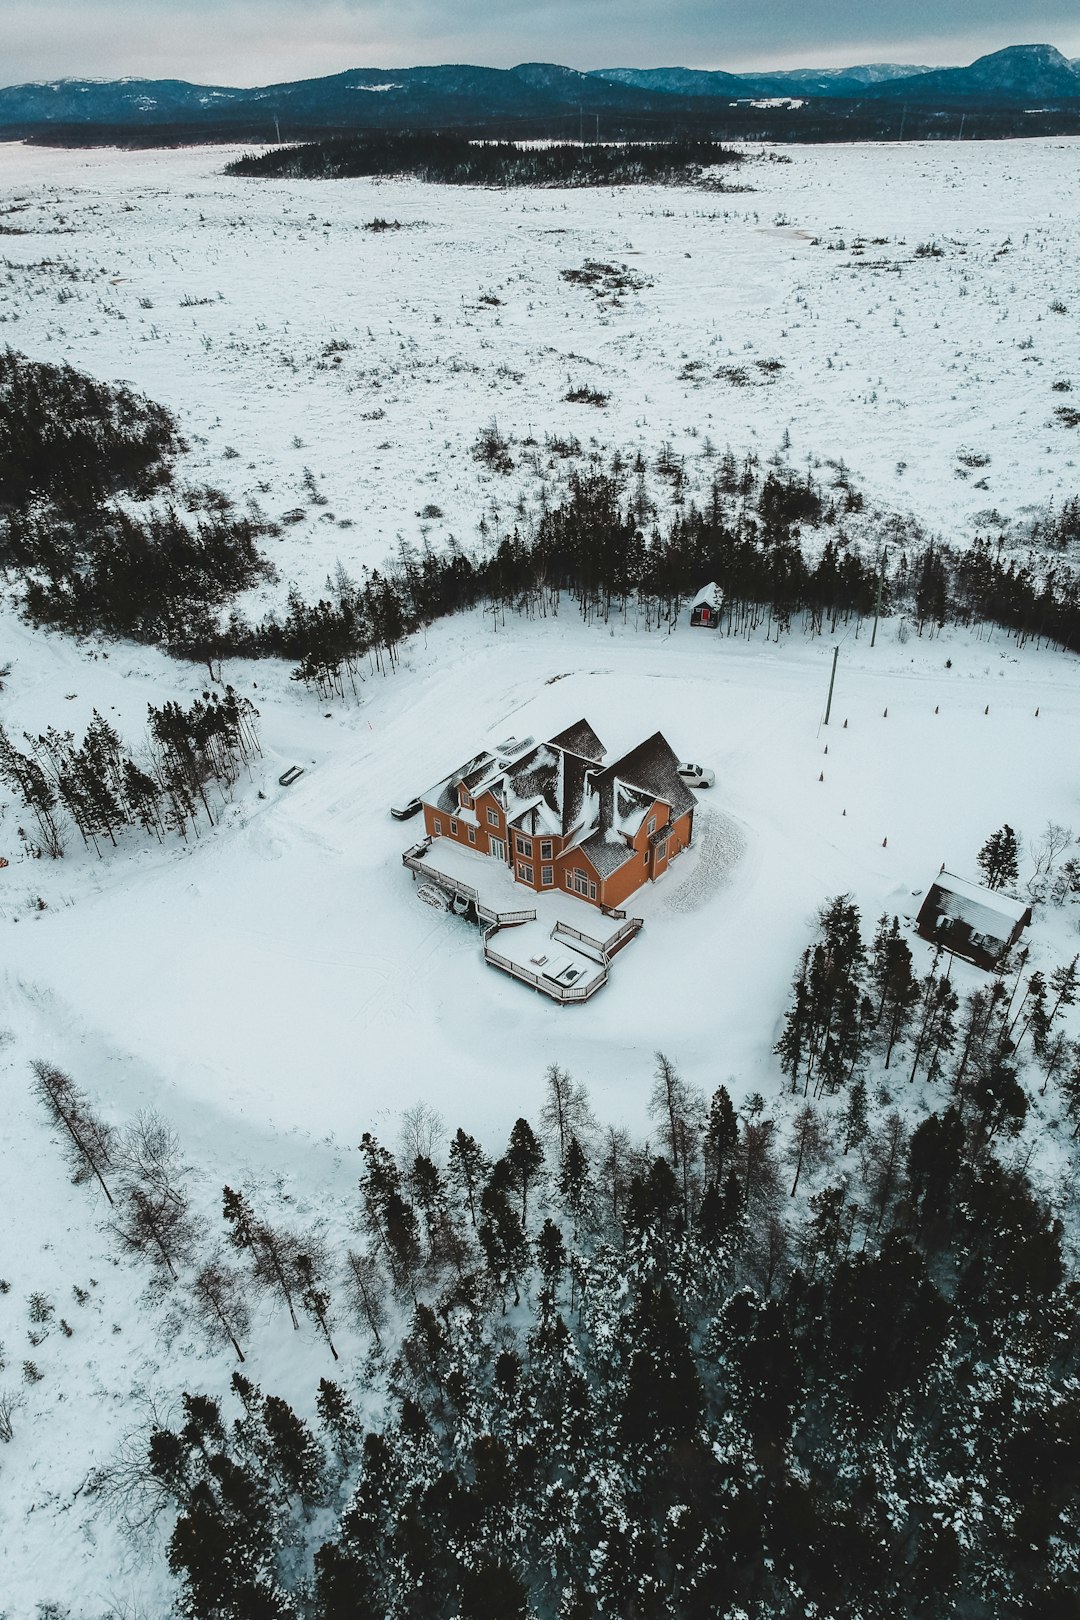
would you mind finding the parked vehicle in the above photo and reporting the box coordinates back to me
[390,795,424,821]
[677,761,715,788]
[278,765,305,787]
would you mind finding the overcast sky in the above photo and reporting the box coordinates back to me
[5,0,1079,88]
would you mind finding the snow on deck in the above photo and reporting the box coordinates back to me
[486,918,608,998]
[411,833,638,950]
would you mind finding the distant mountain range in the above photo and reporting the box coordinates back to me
[1,44,1077,135]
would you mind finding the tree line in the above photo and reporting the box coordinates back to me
[4,351,1079,701]
[0,688,260,857]
[24,969,1080,1619]
[225,133,744,188]
[240,455,1080,700]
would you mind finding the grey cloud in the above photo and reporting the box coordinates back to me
[4,0,1079,88]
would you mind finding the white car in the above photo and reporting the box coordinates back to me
[678,761,715,789]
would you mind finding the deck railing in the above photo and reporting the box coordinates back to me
[552,915,643,961]
[482,942,608,1003]
[404,838,636,1001]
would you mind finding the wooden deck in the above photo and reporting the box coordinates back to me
[401,837,642,1003]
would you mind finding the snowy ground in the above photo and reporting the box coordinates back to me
[1,135,1079,595]
[1,137,1080,1616]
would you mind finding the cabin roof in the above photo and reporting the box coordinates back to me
[921,870,1029,944]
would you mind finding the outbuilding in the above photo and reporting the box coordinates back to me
[915,870,1032,971]
[689,582,722,628]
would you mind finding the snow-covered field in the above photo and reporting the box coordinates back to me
[1,137,1080,1616]
[1,135,1079,590]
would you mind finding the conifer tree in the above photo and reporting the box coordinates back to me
[703,1085,739,1183]
[31,1060,115,1201]
[976,824,1021,891]
[447,1128,490,1228]
[504,1118,545,1229]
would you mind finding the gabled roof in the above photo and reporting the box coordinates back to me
[547,718,606,763]
[921,870,1029,945]
[424,748,501,815]
[593,731,697,822]
[691,581,722,610]
[571,831,637,879]
[613,779,659,837]
[423,721,695,853]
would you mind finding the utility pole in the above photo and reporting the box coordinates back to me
[870,547,887,649]
[274,116,281,144]
[823,645,839,726]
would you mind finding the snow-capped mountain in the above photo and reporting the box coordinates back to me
[0,45,1076,132]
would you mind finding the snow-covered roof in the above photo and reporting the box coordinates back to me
[923,870,1029,944]
[573,830,637,878]
[547,718,606,762]
[613,779,660,837]
[691,581,722,610]
[424,722,693,849]
[594,732,696,823]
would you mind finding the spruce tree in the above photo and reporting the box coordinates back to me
[976,824,1021,890]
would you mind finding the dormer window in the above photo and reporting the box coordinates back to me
[459,788,472,808]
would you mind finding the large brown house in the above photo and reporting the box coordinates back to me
[419,720,697,911]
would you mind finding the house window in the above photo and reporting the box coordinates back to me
[468,827,476,844]
[564,872,573,889]
[450,818,458,836]
[573,868,590,897]
[540,840,553,860]
[517,861,534,884]
[433,817,443,835]
[486,807,499,827]
[656,839,668,863]
[460,789,472,808]
[515,835,530,858]
[590,882,597,901]
[541,866,553,886]
[647,815,656,836]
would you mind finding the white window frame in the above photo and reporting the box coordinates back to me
[467,826,476,844]
[450,818,458,836]
[541,866,553,887]
[540,839,553,860]
[647,815,656,836]
[515,835,530,858]
[656,839,668,863]
[486,807,499,827]
[517,861,534,884]
[433,817,443,835]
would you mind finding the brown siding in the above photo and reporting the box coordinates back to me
[601,850,649,910]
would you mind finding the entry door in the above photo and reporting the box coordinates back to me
[488,835,507,862]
